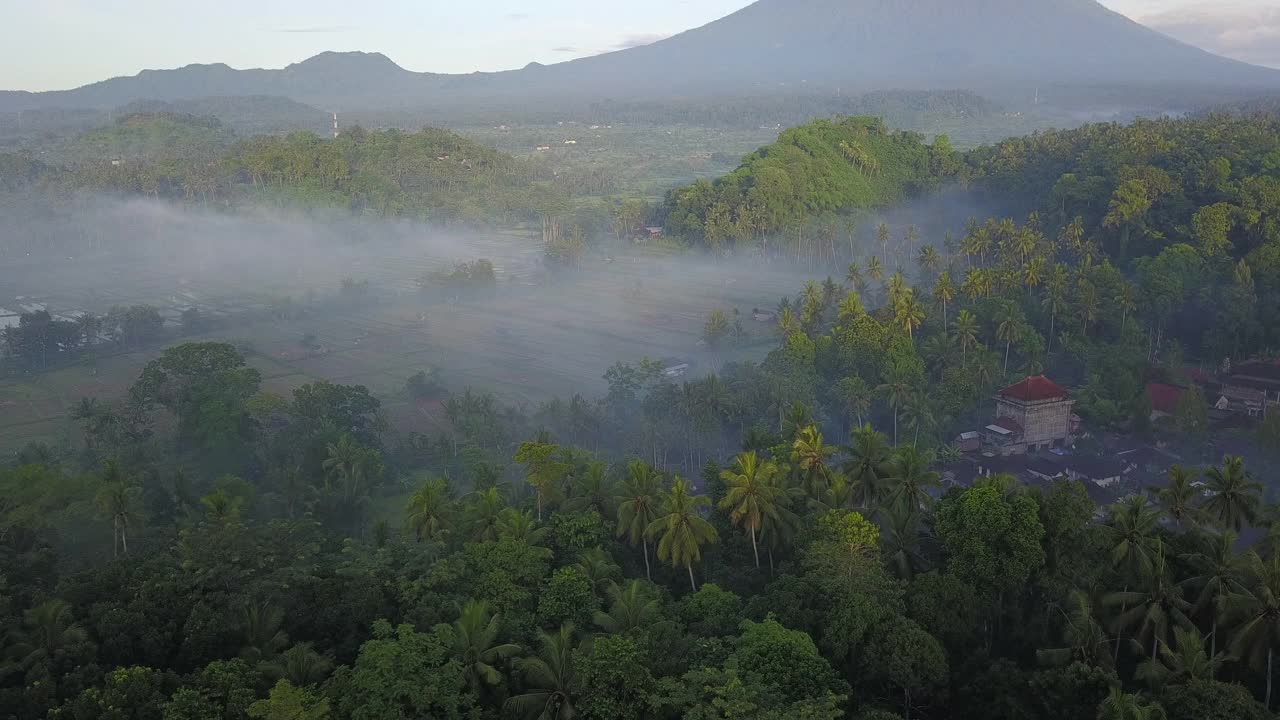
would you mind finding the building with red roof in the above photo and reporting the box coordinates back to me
[988,376,1075,455]
[1146,383,1186,419]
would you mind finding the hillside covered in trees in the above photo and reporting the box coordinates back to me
[662,117,958,245]
[0,121,558,227]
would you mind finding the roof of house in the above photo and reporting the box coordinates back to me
[1027,457,1066,478]
[1065,456,1128,480]
[999,375,1069,403]
[1146,383,1186,415]
[1232,361,1280,383]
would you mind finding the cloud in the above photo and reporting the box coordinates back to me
[551,46,579,53]
[271,25,356,34]
[1139,4,1280,69]
[612,32,670,50]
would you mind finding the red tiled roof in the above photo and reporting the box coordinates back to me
[1146,383,1185,415]
[999,376,1068,402]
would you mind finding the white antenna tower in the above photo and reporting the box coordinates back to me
[332,112,340,139]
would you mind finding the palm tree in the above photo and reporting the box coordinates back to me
[1038,590,1118,670]
[995,304,1021,375]
[322,434,363,492]
[466,487,506,542]
[593,580,661,634]
[933,272,956,333]
[563,463,615,516]
[895,292,926,339]
[496,508,551,550]
[843,425,891,510]
[880,504,931,580]
[1202,456,1262,532]
[1155,466,1201,529]
[1230,549,1280,710]
[902,393,937,448]
[1135,625,1226,689]
[263,643,333,687]
[1096,687,1168,720]
[505,624,579,720]
[885,272,909,310]
[1105,496,1164,582]
[918,245,941,277]
[573,547,621,594]
[1181,529,1246,657]
[405,477,453,543]
[719,451,786,568]
[514,442,569,522]
[867,255,884,283]
[241,602,289,664]
[1104,549,1193,662]
[953,310,980,367]
[645,478,718,591]
[876,223,891,266]
[8,599,88,668]
[454,600,521,694]
[1043,265,1069,352]
[790,426,835,500]
[882,446,941,513]
[836,376,873,432]
[877,368,915,446]
[94,476,142,561]
[615,460,661,580]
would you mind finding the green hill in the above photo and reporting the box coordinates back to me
[662,116,957,245]
[68,112,237,163]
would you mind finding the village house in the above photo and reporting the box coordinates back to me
[984,376,1075,455]
[1146,382,1185,422]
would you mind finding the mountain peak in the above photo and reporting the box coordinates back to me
[288,51,405,75]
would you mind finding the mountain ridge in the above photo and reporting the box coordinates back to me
[3,0,1278,114]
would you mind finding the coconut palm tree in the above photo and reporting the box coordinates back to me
[263,643,333,688]
[563,462,615,516]
[1231,549,1280,710]
[881,446,941,514]
[322,434,363,492]
[573,547,621,594]
[405,477,453,543]
[879,504,932,580]
[1043,265,1069,352]
[877,367,915,446]
[1181,529,1247,657]
[843,425,891,511]
[1135,626,1226,689]
[96,472,142,559]
[645,478,718,592]
[867,256,884,283]
[496,508,550,551]
[836,376,873,432]
[896,292,926,339]
[466,487,506,542]
[1096,687,1168,720]
[1104,549,1193,662]
[995,304,1021,376]
[1155,466,1201,529]
[7,599,89,668]
[1202,456,1262,532]
[615,460,661,580]
[453,600,521,694]
[505,624,579,720]
[1037,590,1119,670]
[953,310,980,367]
[790,426,835,500]
[933,272,956,333]
[241,602,289,665]
[719,451,786,568]
[918,244,941,278]
[593,580,661,634]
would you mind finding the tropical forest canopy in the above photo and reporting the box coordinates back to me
[5,98,1280,720]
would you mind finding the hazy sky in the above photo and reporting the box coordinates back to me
[3,0,1278,91]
